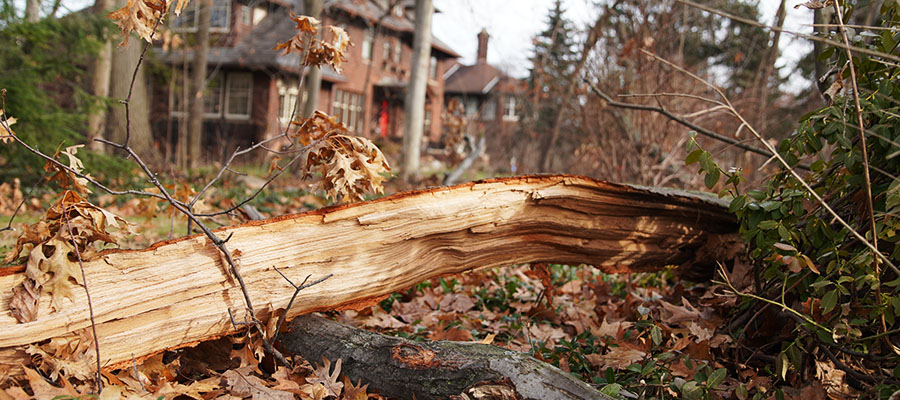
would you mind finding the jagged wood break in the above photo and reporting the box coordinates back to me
[0,175,737,373]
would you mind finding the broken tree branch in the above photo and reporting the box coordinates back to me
[0,175,738,374]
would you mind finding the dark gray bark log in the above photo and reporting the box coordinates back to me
[283,315,614,400]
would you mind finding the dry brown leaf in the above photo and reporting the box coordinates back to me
[107,0,166,46]
[156,377,222,399]
[223,369,294,400]
[8,278,40,323]
[274,13,319,55]
[0,109,16,144]
[306,358,343,398]
[26,329,96,381]
[659,297,703,324]
[341,376,369,400]
[591,317,633,339]
[586,346,646,370]
[22,367,81,399]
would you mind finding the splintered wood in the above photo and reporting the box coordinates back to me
[0,175,737,373]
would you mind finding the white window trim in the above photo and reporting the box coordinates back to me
[224,72,252,120]
[277,78,302,125]
[503,95,518,122]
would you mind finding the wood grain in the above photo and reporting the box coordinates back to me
[0,175,737,374]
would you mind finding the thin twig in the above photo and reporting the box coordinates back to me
[584,79,798,164]
[640,48,900,276]
[677,0,900,64]
[62,211,102,394]
[269,268,332,343]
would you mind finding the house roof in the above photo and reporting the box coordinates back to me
[327,0,459,58]
[444,62,506,94]
[155,11,345,81]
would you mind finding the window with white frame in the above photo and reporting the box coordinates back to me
[361,29,373,61]
[277,77,305,125]
[172,0,230,31]
[241,4,251,25]
[383,40,391,63]
[170,71,252,120]
[503,95,518,121]
[465,98,477,117]
[482,99,496,121]
[225,72,252,118]
[332,90,364,133]
[392,38,401,63]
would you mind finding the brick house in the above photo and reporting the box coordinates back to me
[443,29,525,161]
[150,0,460,162]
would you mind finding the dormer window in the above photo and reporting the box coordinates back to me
[392,5,403,17]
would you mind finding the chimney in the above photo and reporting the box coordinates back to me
[476,28,489,65]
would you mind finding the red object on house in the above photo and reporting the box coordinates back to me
[379,100,389,137]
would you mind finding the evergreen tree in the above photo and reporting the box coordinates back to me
[523,0,577,170]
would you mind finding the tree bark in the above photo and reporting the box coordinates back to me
[107,16,156,162]
[751,0,785,125]
[87,0,114,152]
[24,0,39,22]
[400,0,432,179]
[183,0,211,168]
[0,175,738,374]
[300,0,322,118]
[283,315,614,400]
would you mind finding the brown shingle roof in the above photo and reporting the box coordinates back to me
[444,63,504,94]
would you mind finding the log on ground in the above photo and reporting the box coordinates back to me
[0,175,738,374]
[283,314,615,400]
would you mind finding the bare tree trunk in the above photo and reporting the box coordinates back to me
[751,0,785,125]
[87,0,114,152]
[107,11,156,162]
[538,15,603,172]
[300,0,322,118]
[184,0,211,168]
[401,0,432,179]
[24,0,39,21]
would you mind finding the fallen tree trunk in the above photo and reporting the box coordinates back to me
[283,314,614,400]
[0,175,737,374]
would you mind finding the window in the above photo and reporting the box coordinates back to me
[241,4,251,25]
[278,77,303,124]
[172,0,230,31]
[392,38,401,63]
[332,90,364,133]
[383,40,391,63]
[429,56,437,80]
[361,30,373,61]
[202,73,222,116]
[392,5,403,17]
[482,99,496,121]
[503,95,518,121]
[170,71,253,120]
[225,73,252,118]
[424,110,431,131]
[465,98,477,117]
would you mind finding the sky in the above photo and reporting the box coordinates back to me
[432,0,815,89]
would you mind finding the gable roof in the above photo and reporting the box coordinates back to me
[327,0,459,58]
[444,63,505,94]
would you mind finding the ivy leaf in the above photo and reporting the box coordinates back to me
[704,168,720,189]
[707,367,727,389]
[822,289,838,313]
[685,149,703,165]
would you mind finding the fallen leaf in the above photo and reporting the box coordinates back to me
[306,358,343,398]
[587,346,645,370]
[223,369,293,400]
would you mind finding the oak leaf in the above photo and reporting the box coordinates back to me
[107,0,166,46]
[306,358,343,398]
[223,368,294,400]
